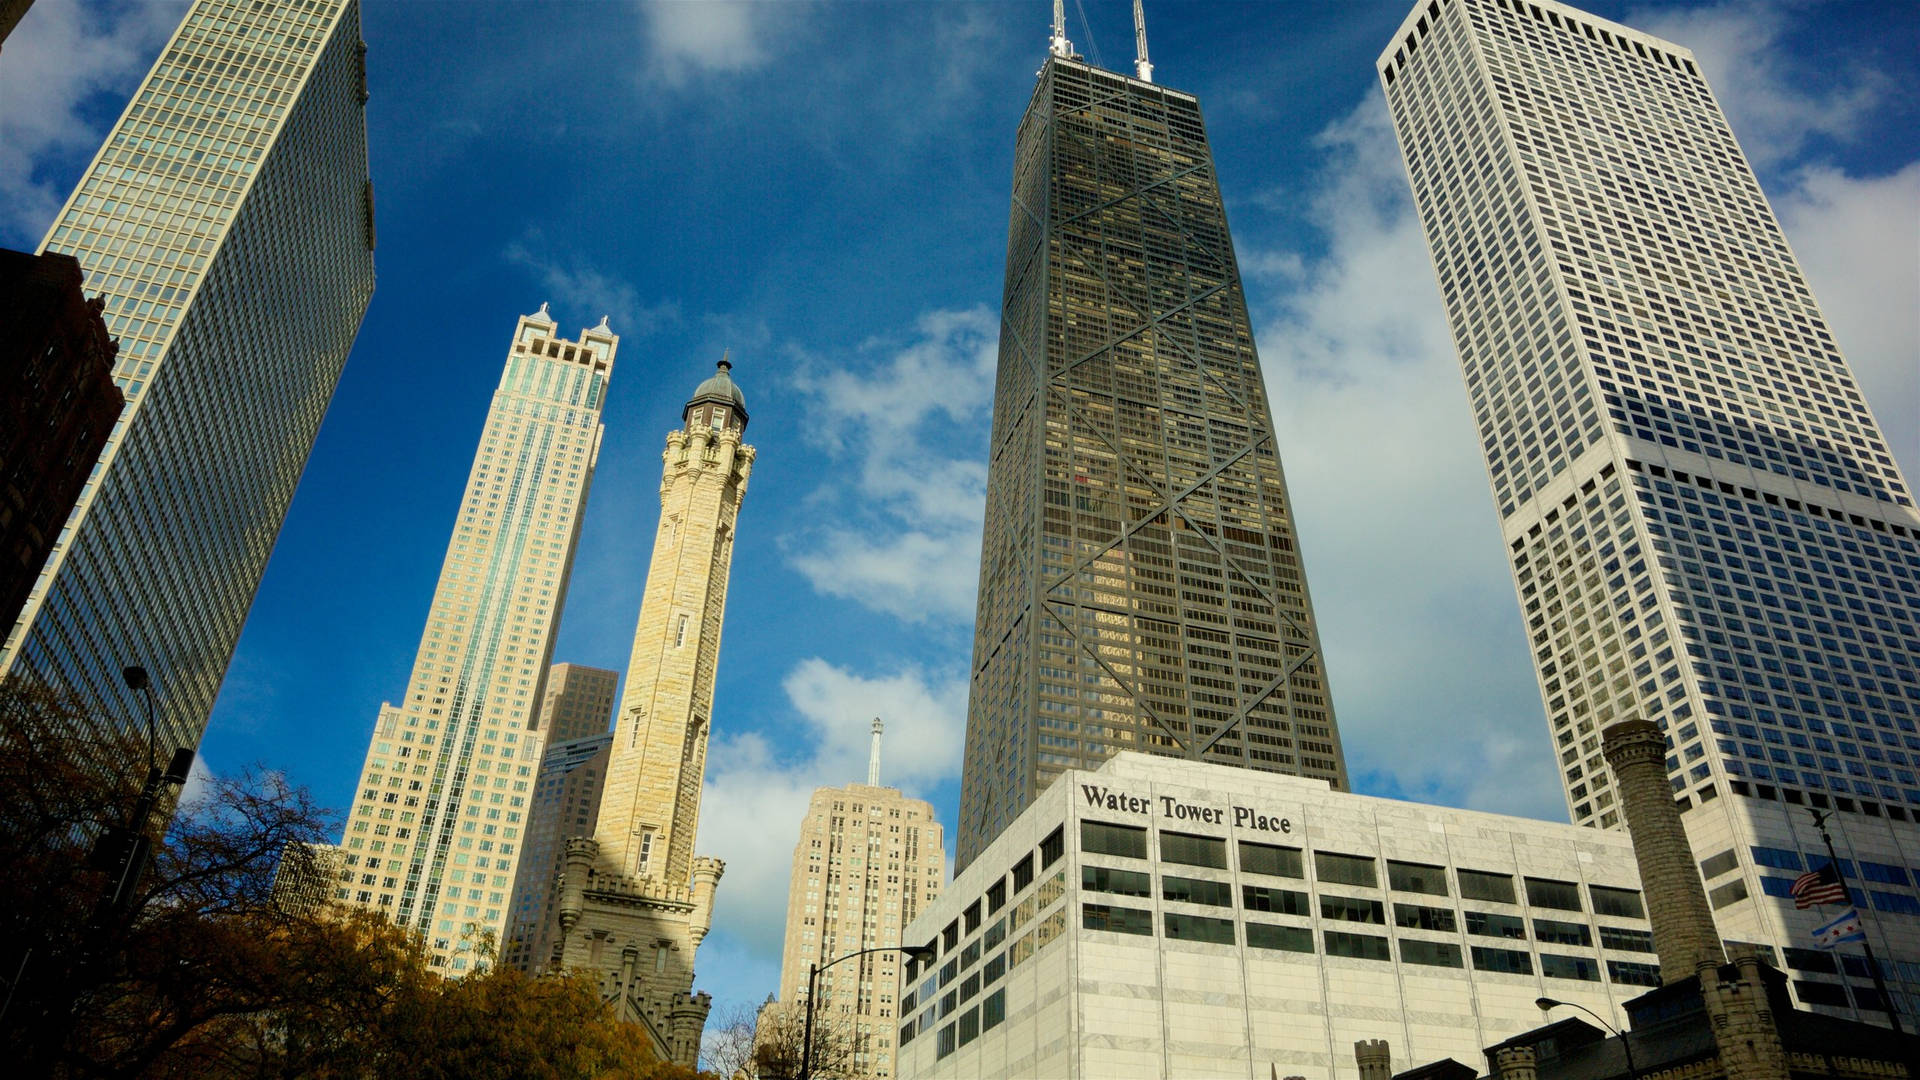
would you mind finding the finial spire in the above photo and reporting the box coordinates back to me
[1133,0,1153,83]
[1049,0,1073,58]
[868,717,883,787]
[717,348,731,372]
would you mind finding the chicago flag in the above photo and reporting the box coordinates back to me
[1812,908,1867,950]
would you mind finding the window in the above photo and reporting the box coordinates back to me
[1040,827,1064,868]
[1861,861,1911,886]
[983,951,1005,985]
[1782,948,1838,974]
[1400,939,1464,968]
[987,878,1008,913]
[1699,849,1739,878]
[1163,875,1233,907]
[1159,831,1227,869]
[1709,879,1749,909]
[1320,896,1386,925]
[1590,885,1645,919]
[1542,953,1602,981]
[1524,877,1583,911]
[936,1024,955,1059]
[1082,903,1152,935]
[1083,865,1151,897]
[1750,846,1803,872]
[1243,885,1309,916]
[1012,854,1034,891]
[1472,945,1533,974]
[1533,918,1592,947]
[1246,921,1314,953]
[1081,820,1148,858]
[674,615,688,647]
[1466,911,1527,940]
[957,1006,979,1047]
[982,989,1005,1031]
[1164,912,1236,944]
[964,901,982,933]
[1394,903,1456,932]
[1315,851,1378,888]
[1599,926,1654,953]
[1608,960,1661,986]
[1795,981,1850,1007]
[1458,869,1517,904]
[1324,931,1392,961]
[1388,860,1449,895]
[1239,840,1304,878]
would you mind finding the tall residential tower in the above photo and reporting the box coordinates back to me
[956,6,1346,868]
[2,0,376,759]
[338,306,614,974]
[551,360,754,1066]
[1381,0,1919,1018]
[775,722,945,1079]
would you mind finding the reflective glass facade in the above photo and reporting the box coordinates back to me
[1381,0,1920,1019]
[2,0,376,758]
[337,309,614,973]
[957,57,1347,869]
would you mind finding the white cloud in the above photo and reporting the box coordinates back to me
[785,307,998,623]
[697,659,965,964]
[1773,162,1920,481]
[1627,2,1886,169]
[1252,98,1567,823]
[638,0,788,85]
[504,238,679,338]
[0,0,186,243]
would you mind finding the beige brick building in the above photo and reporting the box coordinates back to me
[336,305,614,974]
[777,722,947,1079]
[552,359,754,1066]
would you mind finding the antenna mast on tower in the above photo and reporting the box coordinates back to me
[868,717,884,787]
[1132,0,1153,83]
[1049,0,1073,58]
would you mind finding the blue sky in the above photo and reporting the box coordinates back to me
[4,0,1916,1022]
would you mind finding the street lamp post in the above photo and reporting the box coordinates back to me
[97,666,194,916]
[799,942,937,1080]
[1808,808,1905,1033]
[1537,996,1638,1079]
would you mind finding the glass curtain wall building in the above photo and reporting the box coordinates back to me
[2,0,376,760]
[957,46,1347,868]
[1380,0,1920,1018]
[337,306,615,973]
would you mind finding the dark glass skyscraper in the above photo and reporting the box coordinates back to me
[956,48,1347,867]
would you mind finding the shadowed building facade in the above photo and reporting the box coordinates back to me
[337,306,614,974]
[1379,0,1920,1019]
[957,26,1347,869]
[552,361,754,1066]
[502,663,618,973]
[1,0,375,760]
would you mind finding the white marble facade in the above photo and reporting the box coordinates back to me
[896,753,1657,1080]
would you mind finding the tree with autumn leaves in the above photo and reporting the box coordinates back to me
[0,678,714,1080]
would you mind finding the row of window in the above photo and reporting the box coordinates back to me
[1081,903,1658,985]
[1080,819,1645,917]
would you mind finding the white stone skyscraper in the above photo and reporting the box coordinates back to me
[775,724,945,1080]
[1,0,376,759]
[1381,0,1919,1019]
[337,306,615,974]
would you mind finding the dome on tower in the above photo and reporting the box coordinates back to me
[683,356,748,426]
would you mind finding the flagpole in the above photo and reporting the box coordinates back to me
[1809,808,1903,1033]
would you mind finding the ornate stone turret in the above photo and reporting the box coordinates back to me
[1492,1044,1537,1080]
[548,357,756,1068]
[1355,1038,1392,1079]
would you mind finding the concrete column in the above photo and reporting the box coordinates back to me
[1601,719,1725,982]
[1355,1038,1392,1079]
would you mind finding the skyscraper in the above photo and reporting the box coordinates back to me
[338,305,615,974]
[1381,0,1920,1017]
[502,662,617,973]
[776,721,945,1080]
[551,360,753,1066]
[956,5,1347,868]
[2,0,376,760]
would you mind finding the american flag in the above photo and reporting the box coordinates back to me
[1791,864,1848,909]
